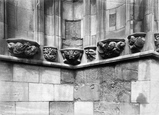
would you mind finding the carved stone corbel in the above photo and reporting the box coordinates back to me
[154,33,159,52]
[97,39,125,59]
[60,48,83,65]
[43,46,57,62]
[84,46,96,61]
[127,32,146,53]
[6,38,40,58]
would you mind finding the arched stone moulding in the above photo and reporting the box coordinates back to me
[43,46,58,62]
[97,39,125,59]
[154,33,159,52]
[60,48,83,65]
[127,32,146,53]
[6,38,40,58]
[84,46,96,61]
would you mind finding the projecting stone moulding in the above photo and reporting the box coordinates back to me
[154,33,159,52]
[84,46,96,61]
[127,32,146,53]
[6,38,40,58]
[60,48,83,65]
[43,46,58,62]
[97,39,125,59]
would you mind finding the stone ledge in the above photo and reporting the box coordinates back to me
[0,50,158,69]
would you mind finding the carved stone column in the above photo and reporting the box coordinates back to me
[44,0,62,49]
[83,0,91,47]
[96,0,106,41]
[0,0,6,54]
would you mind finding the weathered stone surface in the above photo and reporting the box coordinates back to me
[0,82,28,101]
[61,69,75,84]
[94,102,139,115]
[40,67,60,84]
[74,84,99,101]
[98,66,115,82]
[75,69,86,84]
[29,83,54,101]
[16,102,49,115]
[94,102,120,115]
[54,85,73,101]
[85,68,100,84]
[0,61,13,81]
[74,102,93,115]
[50,102,74,115]
[45,15,54,36]
[100,80,131,103]
[0,102,15,115]
[131,81,150,104]
[115,64,138,81]
[13,64,39,83]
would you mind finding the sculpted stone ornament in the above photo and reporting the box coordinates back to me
[154,33,159,52]
[6,38,40,58]
[127,32,146,53]
[60,48,83,65]
[84,46,96,61]
[97,39,125,59]
[43,46,57,62]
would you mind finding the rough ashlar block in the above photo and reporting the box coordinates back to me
[0,61,13,81]
[0,81,28,101]
[40,67,60,84]
[131,81,150,104]
[29,83,54,101]
[50,102,74,115]
[13,64,39,83]
[16,102,49,115]
[0,102,15,115]
[54,85,73,101]
[74,102,93,115]
[61,69,74,84]
[74,84,99,101]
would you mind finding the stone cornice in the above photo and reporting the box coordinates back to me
[0,50,158,69]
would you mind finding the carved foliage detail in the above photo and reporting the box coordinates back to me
[7,39,39,58]
[154,33,159,52]
[128,33,146,53]
[84,46,96,61]
[61,49,83,65]
[43,47,57,62]
[97,39,125,59]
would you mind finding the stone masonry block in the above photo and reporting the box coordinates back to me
[40,67,60,84]
[54,85,73,101]
[138,60,151,81]
[74,102,93,115]
[61,69,75,84]
[16,102,49,115]
[0,102,15,115]
[149,59,159,81]
[0,61,13,81]
[150,81,159,104]
[94,102,139,115]
[29,83,54,101]
[131,81,150,104]
[50,102,74,115]
[13,64,39,83]
[100,80,131,103]
[0,81,28,101]
[74,84,99,101]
